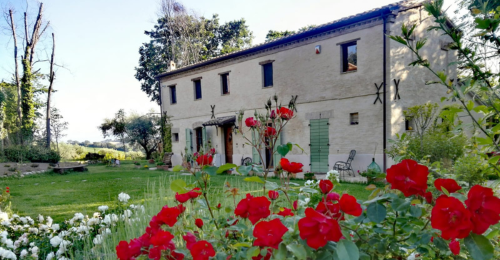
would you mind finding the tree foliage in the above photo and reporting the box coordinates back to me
[126,115,161,159]
[265,25,316,41]
[98,109,127,152]
[135,0,253,104]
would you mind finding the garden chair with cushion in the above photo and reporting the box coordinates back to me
[333,150,356,178]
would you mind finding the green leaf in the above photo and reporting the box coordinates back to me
[389,35,407,45]
[286,244,307,260]
[488,156,500,165]
[236,165,252,175]
[410,205,422,218]
[335,240,360,260]
[233,242,251,248]
[367,203,386,224]
[246,246,260,260]
[466,100,475,111]
[273,243,287,260]
[225,207,232,213]
[265,181,279,190]
[485,229,499,240]
[203,166,218,176]
[433,236,449,251]
[172,165,184,172]
[464,233,494,260]
[197,199,208,209]
[277,144,290,157]
[244,176,265,184]
[170,179,188,193]
[416,39,427,50]
[217,163,237,174]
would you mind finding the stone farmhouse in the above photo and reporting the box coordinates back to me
[156,0,457,174]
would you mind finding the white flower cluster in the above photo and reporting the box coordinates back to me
[326,169,340,182]
[304,180,318,187]
[118,192,130,203]
[0,192,144,260]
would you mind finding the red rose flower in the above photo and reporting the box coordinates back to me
[277,207,294,217]
[339,194,362,217]
[268,190,279,200]
[235,193,254,219]
[431,195,472,240]
[293,200,298,211]
[315,198,342,220]
[116,240,136,260]
[175,192,191,203]
[150,230,174,247]
[280,158,303,173]
[245,117,259,128]
[146,215,162,235]
[386,159,429,197]
[270,110,276,119]
[209,148,216,155]
[465,185,500,234]
[425,192,433,204]
[217,203,221,209]
[264,127,277,137]
[183,232,197,250]
[196,154,213,166]
[189,188,202,199]
[327,192,340,201]
[195,218,203,229]
[157,206,181,227]
[434,179,462,194]
[277,107,294,120]
[318,180,333,194]
[248,196,271,224]
[449,239,460,255]
[189,240,216,260]
[176,204,186,214]
[253,219,288,249]
[298,208,342,249]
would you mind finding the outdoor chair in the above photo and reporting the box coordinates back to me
[241,157,253,166]
[333,150,356,178]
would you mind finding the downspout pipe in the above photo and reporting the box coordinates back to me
[382,14,388,172]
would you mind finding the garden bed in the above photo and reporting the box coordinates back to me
[0,162,50,177]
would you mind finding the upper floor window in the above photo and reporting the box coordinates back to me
[169,85,177,104]
[220,73,230,95]
[342,41,357,72]
[260,60,274,88]
[193,78,202,100]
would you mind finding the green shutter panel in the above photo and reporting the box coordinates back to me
[202,127,207,152]
[273,130,283,168]
[252,130,261,164]
[310,119,329,173]
[185,129,192,154]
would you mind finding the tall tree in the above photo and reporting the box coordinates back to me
[98,109,128,152]
[46,33,55,148]
[126,115,161,159]
[135,0,253,104]
[265,30,295,41]
[50,108,68,152]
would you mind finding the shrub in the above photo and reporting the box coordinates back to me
[454,154,489,186]
[148,159,155,164]
[3,164,9,167]
[3,146,61,163]
[8,167,16,172]
[31,164,39,168]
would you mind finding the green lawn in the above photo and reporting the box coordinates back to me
[0,162,372,223]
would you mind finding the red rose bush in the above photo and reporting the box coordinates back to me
[111,96,500,260]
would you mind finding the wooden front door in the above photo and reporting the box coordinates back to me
[224,126,233,164]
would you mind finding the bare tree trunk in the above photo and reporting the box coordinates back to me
[46,33,55,148]
[8,9,23,144]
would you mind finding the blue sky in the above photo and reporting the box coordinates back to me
[0,0,454,142]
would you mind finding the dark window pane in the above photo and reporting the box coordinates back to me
[342,42,357,72]
[263,63,273,87]
[194,80,202,99]
[170,86,177,104]
[221,74,229,94]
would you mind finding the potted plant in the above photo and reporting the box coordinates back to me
[134,161,140,169]
[359,169,379,183]
[304,172,315,180]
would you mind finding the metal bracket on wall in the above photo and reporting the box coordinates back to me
[393,79,401,100]
[210,105,216,119]
[374,82,383,104]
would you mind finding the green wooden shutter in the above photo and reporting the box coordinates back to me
[273,130,283,168]
[310,119,329,172]
[202,127,207,152]
[185,129,192,154]
[252,130,261,164]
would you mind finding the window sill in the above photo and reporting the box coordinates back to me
[194,99,202,101]
[222,93,230,96]
[262,86,274,89]
[170,103,177,105]
[341,70,357,74]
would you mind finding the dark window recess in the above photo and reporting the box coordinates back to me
[350,113,359,125]
[342,42,357,72]
[194,80,202,99]
[405,117,414,131]
[169,85,177,104]
[172,133,179,142]
[221,74,229,94]
[195,128,203,152]
[263,63,273,87]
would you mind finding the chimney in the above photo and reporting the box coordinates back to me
[167,61,176,72]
